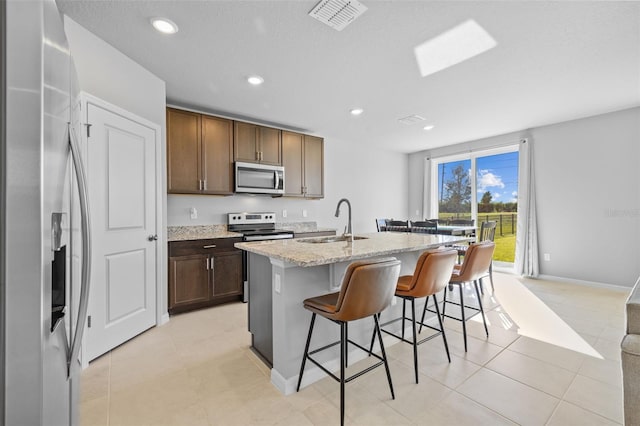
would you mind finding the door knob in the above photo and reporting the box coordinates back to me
[148,234,158,241]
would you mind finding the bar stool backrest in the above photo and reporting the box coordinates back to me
[453,241,495,283]
[334,258,401,322]
[406,249,457,298]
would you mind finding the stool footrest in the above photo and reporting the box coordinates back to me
[380,318,444,347]
[304,338,386,384]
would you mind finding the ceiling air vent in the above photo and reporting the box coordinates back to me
[398,115,426,125]
[309,0,368,31]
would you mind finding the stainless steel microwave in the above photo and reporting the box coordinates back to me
[235,162,285,195]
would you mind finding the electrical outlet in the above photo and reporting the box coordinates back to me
[274,274,281,294]
[190,207,197,220]
[302,209,308,218]
[544,253,551,261]
[282,209,287,218]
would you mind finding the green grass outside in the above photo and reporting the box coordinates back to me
[436,213,517,263]
[493,233,516,263]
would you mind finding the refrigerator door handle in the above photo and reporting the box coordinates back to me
[67,124,92,376]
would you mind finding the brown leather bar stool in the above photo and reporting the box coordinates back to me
[428,241,495,352]
[453,221,497,293]
[296,257,401,426]
[373,248,457,383]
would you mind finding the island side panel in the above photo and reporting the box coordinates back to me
[270,259,334,394]
[248,252,275,365]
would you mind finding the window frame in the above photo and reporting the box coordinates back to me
[428,144,519,222]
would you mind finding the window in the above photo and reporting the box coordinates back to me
[430,146,519,264]
[437,159,472,222]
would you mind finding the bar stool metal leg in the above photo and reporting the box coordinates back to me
[340,322,346,426]
[345,323,349,368]
[297,313,316,392]
[441,286,448,323]
[401,299,406,340]
[411,299,419,383]
[458,284,468,352]
[432,295,451,362]
[374,314,395,400]
[473,280,489,337]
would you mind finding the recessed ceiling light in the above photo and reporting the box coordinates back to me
[350,108,364,116]
[423,125,435,131]
[414,19,496,77]
[247,76,264,85]
[150,18,178,35]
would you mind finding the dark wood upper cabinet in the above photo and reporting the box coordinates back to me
[166,108,233,195]
[282,131,324,199]
[167,108,201,193]
[168,107,322,198]
[201,115,233,193]
[282,131,304,196]
[303,135,324,198]
[234,122,282,166]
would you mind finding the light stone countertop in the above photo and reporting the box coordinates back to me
[235,231,472,267]
[167,225,242,241]
[168,222,333,242]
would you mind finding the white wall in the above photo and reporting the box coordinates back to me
[168,137,409,234]
[409,107,640,287]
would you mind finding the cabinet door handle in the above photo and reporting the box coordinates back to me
[203,244,217,249]
[203,180,207,191]
[198,180,203,190]
[210,257,214,271]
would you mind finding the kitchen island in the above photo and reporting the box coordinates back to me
[235,232,472,395]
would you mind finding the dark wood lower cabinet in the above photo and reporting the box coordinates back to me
[168,238,243,314]
[169,254,210,310]
[212,251,242,297]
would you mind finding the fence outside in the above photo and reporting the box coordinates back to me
[438,213,517,236]
[438,213,517,263]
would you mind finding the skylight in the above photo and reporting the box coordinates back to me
[414,19,497,77]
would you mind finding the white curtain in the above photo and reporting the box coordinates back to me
[514,138,539,277]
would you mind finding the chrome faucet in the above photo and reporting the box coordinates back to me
[335,198,353,242]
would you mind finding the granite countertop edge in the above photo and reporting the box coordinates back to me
[235,233,472,267]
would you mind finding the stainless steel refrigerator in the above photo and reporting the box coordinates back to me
[1,0,92,424]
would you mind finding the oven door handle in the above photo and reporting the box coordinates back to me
[243,234,293,242]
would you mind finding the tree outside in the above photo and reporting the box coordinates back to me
[438,161,471,218]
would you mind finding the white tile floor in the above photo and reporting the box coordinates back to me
[80,273,629,425]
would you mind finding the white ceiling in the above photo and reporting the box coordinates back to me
[56,1,640,153]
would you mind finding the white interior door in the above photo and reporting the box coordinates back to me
[85,101,157,361]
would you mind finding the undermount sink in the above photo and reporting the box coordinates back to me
[298,235,368,244]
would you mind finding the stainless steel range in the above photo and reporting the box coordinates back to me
[228,212,294,302]
[227,212,294,241]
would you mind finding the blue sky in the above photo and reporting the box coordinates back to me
[438,151,519,203]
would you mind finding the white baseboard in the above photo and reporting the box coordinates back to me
[536,274,631,293]
[158,312,170,326]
